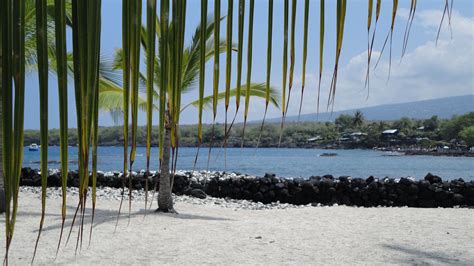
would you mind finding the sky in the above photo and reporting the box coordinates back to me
[23,0,474,129]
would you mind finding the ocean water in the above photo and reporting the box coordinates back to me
[23,146,474,181]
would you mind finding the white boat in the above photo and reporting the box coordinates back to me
[381,151,404,156]
[29,143,39,151]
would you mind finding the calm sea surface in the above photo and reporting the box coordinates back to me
[23,146,474,181]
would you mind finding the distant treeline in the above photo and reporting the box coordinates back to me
[23,112,474,148]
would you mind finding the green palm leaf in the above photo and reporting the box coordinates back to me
[255,0,273,149]
[1,0,14,259]
[129,0,142,220]
[278,0,289,146]
[223,0,234,167]
[225,0,233,114]
[1,0,15,257]
[213,0,221,120]
[317,0,324,114]
[32,0,49,261]
[198,0,208,146]
[66,0,102,251]
[194,0,208,170]
[206,0,221,171]
[364,0,373,94]
[241,0,255,147]
[436,0,451,46]
[374,0,398,82]
[53,0,68,254]
[365,0,381,96]
[298,0,309,120]
[235,0,245,113]
[327,0,347,108]
[2,0,27,262]
[286,0,297,117]
[90,74,99,245]
[183,83,279,111]
[145,0,157,213]
[402,0,417,58]
[116,0,131,232]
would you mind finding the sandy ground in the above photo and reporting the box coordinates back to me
[1,191,473,265]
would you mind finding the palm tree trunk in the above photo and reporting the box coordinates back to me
[157,111,174,212]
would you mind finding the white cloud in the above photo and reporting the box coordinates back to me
[268,9,474,119]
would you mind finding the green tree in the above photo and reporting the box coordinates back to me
[440,112,474,140]
[459,126,474,147]
[423,115,439,131]
[352,110,365,129]
[393,117,415,136]
[335,114,353,132]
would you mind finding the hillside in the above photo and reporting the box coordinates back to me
[266,95,474,122]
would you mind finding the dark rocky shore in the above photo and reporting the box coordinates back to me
[404,150,474,157]
[19,167,474,208]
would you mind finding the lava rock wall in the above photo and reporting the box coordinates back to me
[18,168,474,208]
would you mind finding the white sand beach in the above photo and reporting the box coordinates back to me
[1,189,473,265]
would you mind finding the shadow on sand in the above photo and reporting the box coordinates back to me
[16,204,234,233]
[382,243,465,265]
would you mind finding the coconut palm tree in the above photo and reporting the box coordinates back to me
[353,110,365,129]
[97,14,280,212]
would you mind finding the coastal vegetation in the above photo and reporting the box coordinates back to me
[22,112,474,149]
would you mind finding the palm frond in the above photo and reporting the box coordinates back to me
[278,0,289,146]
[225,0,233,113]
[129,0,142,221]
[194,0,208,171]
[286,0,297,118]
[401,0,417,59]
[223,0,234,165]
[116,0,131,231]
[145,0,157,214]
[32,0,49,261]
[68,0,102,250]
[317,0,324,114]
[374,0,398,82]
[436,0,450,46]
[53,0,68,254]
[235,0,245,112]
[241,0,255,147]
[364,0,373,94]
[184,83,280,111]
[213,0,221,120]
[365,0,381,98]
[298,0,309,121]
[327,0,347,108]
[255,0,273,149]
[1,0,14,260]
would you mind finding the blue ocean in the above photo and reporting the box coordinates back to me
[22,146,474,181]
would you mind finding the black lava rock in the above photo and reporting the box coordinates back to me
[16,168,473,208]
[425,173,442,184]
[190,189,207,199]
